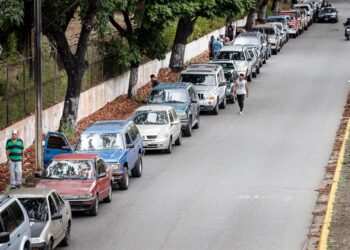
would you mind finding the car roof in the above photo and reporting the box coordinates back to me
[82,120,130,134]
[220,45,245,52]
[8,188,54,198]
[237,32,261,37]
[53,153,98,161]
[136,105,175,112]
[181,64,222,74]
[254,24,275,29]
[152,82,191,91]
[268,15,288,19]
[0,195,14,207]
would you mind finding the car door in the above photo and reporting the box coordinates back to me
[170,108,181,139]
[244,50,252,74]
[48,195,62,247]
[0,207,18,250]
[44,132,73,166]
[96,159,109,199]
[125,131,137,169]
[128,123,142,160]
[51,192,68,243]
[188,87,199,123]
[167,110,177,140]
[217,70,226,101]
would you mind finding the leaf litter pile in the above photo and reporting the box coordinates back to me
[0,51,209,192]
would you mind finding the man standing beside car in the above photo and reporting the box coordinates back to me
[233,73,250,115]
[6,129,24,189]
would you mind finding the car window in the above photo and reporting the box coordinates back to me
[47,134,69,150]
[52,192,64,210]
[171,109,178,120]
[168,111,174,123]
[48,196,58,216]
[189,87,197,100]
[97,159,106,174]
[125,133,132,145]
[18,198,49,222]
[129,124,140,141]
[76,133,124,151]
[8,201,25,226]
[0,209,16,233]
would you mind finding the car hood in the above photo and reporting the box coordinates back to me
[137,125,168,137]
[234,61,248,69]
[193,85,217,94]
[30,221,48,238]
[75,150,126,163]
[163,103,189,113]
[37,179,96,195]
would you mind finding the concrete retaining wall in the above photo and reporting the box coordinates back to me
[0,17,246,163]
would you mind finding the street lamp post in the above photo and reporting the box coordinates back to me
[34,0,43,173]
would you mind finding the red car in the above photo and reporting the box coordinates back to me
[37,153,112,216]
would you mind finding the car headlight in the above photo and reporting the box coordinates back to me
[206,95,216,100]
[31,237,46,244]
[157,134,167,140]
[110,163,121,171]
[178,112,187,120]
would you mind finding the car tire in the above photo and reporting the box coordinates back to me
[272,49,277,55]
[263,56,267,64]
[219,96,226,109]
[183,118,192,136]
[131,157,143,177]
[104,184,112,203]
[247,72,252,82]
[193,115,200,129]
[252,71,257,78]
[48,240,54,250]
[90,196,99,216]
[119,168,129,190]
[164,138,172,154]
[257,66,260,74]
[60,222,71,246]
[212,101,219,115]
[175,132,182,145]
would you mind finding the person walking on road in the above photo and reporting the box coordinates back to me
[212,37,223,59]
[233,73,250,115]
[150,74,160,88]
[6,130,24,189]
[208,35,215,59]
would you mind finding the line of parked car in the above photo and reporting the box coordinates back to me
[0,1,328,249]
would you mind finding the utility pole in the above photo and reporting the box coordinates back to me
[34,0,43,173]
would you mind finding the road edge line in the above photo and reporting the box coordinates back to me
[318,118,350,250]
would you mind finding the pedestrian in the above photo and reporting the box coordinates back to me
[212,37,223,59]
[233,73,250,115]
[150,74,160,88]
[6,130,24,189]
[223,37,232,46]
[208,35,215,59]
[226,21,235,41]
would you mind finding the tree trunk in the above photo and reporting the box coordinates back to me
[272,0,280,13]
[258,0,268,20]
[169,17,196,72]
[59,67,85,131]
[245,0,259,30]
[127,62,139,99]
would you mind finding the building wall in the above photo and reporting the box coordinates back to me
[0,17,246,163]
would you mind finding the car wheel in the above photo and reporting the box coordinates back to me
[263,56,266,64]
[90,195,99,216]
[164,138,172,154]
[183,118,192,136]
[119,168,129,190]
[175,132,182,145]
[193,115,200,129]
[104,184,112,203]
[131,157,142,177]
[212,101,219,115]
[252,70,257,78]
[60,222,71,246]
[219,96,226,109]
[257,66,260,74]
[272,49,277,55]
[47,240,54,250]
[247,72,252,82]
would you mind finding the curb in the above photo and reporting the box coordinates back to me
[318,118,350,249]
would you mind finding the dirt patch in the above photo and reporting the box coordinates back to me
[0,50,210,193]
[305,92,350,249]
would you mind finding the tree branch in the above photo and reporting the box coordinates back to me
[109,16,126,35]
[122,11,133,32]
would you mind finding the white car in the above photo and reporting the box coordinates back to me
[9,188,72,250]
[132,105,182,153]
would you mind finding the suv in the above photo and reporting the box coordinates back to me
[267,22,287,46]
[9,188,72,249]
[43,120,144,190]
[253,25,281,55]
[234,32,268,64]
[317,7,338,23]
[208,60,238,103]
[0,195,31,250]
[267,16,290,41]
[294,4,314,26]
[180,64,227,115]
[277,11,301,37]
[147,82,200,136]
[215,45,253,82]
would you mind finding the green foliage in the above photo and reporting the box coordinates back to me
[6,33,17,53]
[59,122,76,138]
[0,0,24,31]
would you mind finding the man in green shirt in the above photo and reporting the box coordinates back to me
[6,130,24,189]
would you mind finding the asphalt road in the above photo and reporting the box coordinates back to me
[61,1,350,249]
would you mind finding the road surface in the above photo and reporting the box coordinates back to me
[60,1,350,249]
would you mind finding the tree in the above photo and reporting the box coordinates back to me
[169,0,254,71]
[272,0,281,13]
[102,1,181,98]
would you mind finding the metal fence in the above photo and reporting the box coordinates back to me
[0,42,128,129]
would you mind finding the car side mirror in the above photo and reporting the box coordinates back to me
[247,58,252,61]
[0,232,10,244]
[171,121,180,126]
[219,82,226,87]
[127,143,135,149]
[52,213,63,221]
[61,145,71,151]
[191,99,198,103]
[99,172,107,178]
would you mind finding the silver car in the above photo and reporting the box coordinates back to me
[9,188,72,250]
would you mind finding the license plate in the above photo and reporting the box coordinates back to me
[325,18,329,21]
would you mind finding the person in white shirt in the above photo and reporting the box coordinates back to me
[233,73,250,115]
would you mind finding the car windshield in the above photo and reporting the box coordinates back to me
[254,28,275,35]
[321,8,336,13]
[180,74,216,86]
[148,89,188,104]
[43,160,96,180]
[224,72,233,81]
[234,37,261,46]
[217,51,245,61]
[18,198,49,222]
[133,111,169,125]
[76,133,124,151]
[210,62,235,70]
[268,18,287,25]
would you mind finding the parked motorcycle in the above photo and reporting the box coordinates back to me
[344,25,350,40]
